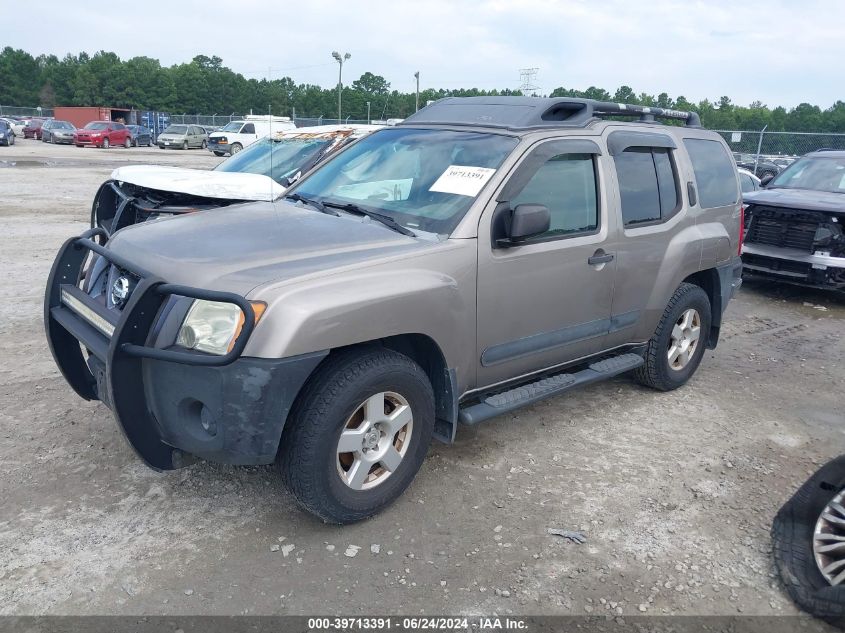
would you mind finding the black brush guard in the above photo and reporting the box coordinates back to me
[44,228,257,470]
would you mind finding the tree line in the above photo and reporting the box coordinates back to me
[1,47,844,132]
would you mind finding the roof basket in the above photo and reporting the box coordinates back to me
[400,97,701,130]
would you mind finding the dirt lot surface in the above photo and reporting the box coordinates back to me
[1,139,843,619]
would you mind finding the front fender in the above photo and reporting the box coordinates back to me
[243,266,475,390]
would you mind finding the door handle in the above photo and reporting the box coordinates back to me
[588,251,614,266]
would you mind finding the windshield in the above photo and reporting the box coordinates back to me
[770,156,845,194]
[220,121,243,132]
[289,128,517,234]
[57,121,74,129]
[163,125,187,135]
[85,122,108,130]
[215,136,332,183]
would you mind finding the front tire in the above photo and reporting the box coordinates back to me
[124,137,131,148]
[633,282,711,391]
[102,137,110,149]
[230,142,242,155]
[182,140,188,150]
[278,348,435,524]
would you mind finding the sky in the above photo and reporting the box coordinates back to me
[8,0,842,109]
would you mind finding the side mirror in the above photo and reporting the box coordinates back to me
[505,204,550,245]
[760,173,775,187]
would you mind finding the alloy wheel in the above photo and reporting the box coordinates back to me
[814,489,845,585]
[336,391,413,491]
[667,308,700,370]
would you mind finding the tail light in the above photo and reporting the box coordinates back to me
[738,204,746,255]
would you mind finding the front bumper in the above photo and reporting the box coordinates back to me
[75,137,104,146]
[207,140,230,154]
[44,231,326,470]
[742,243,845,289]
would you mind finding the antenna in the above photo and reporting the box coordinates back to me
[519,68,539,96]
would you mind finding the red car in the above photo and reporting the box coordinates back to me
[74,121,132,148]
[22,118,46,139]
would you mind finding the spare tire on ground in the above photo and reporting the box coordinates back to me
[773,454,845,628]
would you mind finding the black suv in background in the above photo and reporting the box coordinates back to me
[741,150,845,289]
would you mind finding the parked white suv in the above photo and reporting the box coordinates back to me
[208,115,296,156]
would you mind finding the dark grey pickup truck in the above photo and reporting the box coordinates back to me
[45,97,743,523]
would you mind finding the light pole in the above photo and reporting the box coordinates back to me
[414,71,420,112]
[332,51,351,123]
[366,101,371,125]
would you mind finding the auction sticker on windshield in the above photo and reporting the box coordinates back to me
[429,165,496,197]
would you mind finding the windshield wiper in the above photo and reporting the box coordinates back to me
[322,200,416,237]
[285,193,339,216]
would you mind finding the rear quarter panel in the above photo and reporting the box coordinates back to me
[603,127,740,346]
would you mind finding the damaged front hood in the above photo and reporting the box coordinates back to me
[105,201,433,295]
[745,188,845,214]
[112,165,285,202]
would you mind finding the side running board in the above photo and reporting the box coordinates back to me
[458,353,644,426]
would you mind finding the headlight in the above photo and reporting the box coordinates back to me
[176,299,266,355]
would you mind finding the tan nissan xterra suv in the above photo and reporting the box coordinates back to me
[46,97,743,523]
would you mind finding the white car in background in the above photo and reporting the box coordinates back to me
[92,125,382,233]
[0,118,25,137]
[207,115,297,156]
[738,168,761,195]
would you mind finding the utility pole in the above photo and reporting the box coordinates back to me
[366,101,371,125]
[518,68,539,96]
[414,71,420,112]
[332,51,351,123]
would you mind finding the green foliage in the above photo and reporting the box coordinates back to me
[1,47,843,131]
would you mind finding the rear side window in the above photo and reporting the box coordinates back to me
[684,139,738,208]
[510,153,598,238]
[614,147,679,226]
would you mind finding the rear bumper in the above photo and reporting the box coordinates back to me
[44,231,326,470]
[742,244,845,288]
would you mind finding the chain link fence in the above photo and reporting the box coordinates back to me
[716,129,845,177]
[0,105,54,118]
[167,114,375,128]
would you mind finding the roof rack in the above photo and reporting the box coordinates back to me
[400,96,702,130]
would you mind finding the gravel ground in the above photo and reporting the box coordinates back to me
[0,139,843,619]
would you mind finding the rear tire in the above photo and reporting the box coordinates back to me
[633,282,711,391]
[278,348,435,524]
[213,151,225,157]
[201,139,207,149]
